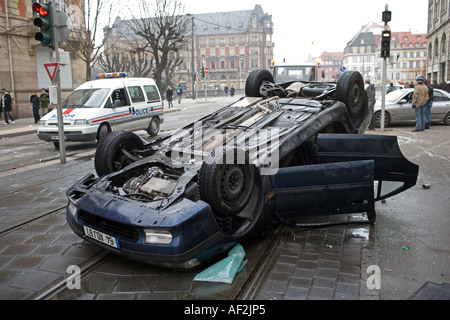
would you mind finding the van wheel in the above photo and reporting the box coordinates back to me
[147,117,160,136]
[95,131,145,177]
[97,124,110,144]
[53,141,60,149]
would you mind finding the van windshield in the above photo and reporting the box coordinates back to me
[62,88,110,108]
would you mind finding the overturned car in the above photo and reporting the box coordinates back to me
[66,70,419,269]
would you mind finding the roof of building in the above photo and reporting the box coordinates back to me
[193,5,272,36]
[373,31,427,48]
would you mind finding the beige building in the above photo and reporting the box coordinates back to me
[0,0,87,119]
[427,0,450,85]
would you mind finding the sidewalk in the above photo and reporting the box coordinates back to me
[0,118,38,138]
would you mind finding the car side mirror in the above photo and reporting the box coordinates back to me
[398,99,408,104]
[113,100,122,108]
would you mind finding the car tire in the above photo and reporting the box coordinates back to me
[245,69,275,97]
[97,124,110,144]
[335,71,365,118]
[373,110,391,128]
[444,111,450,126]
[199,147,265,237]
[94,130,145,177]
[147,117,160,136]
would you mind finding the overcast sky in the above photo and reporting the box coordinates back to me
[185,0,429,63]
[122,0,429,63]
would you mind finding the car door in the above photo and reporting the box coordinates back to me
[430,90,450,122]
[126,84,148,131]
[270,134,418,222]
[102,87,132,131]
[392,92,414,122]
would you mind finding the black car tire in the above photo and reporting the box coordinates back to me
[94,130,145,177]
[147,117,160,136]
[444,111,450,125]
[97,124,110,144]
[335,71,365,118]
[245,69,275,97]
[373,110,391,128]
[199,147,265,236]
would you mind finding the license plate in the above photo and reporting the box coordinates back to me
[83,226,120,249]
[50,135,65,141]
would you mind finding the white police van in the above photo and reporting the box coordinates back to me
[37,72,164,148]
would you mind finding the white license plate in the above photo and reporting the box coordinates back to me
[83,226,120,249]
[50,135,65,141]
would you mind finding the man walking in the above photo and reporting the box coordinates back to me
[1,88,15,125]
[412,76,428,132]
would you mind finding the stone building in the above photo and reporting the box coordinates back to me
[183,5,274,94]
[318,52,343,82]
[374,31,427,86]
[426,0,450,86]
[0,0,87,119]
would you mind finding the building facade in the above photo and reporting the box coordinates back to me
[183,5,274,94]
[427,0,450,85]
[343,22,427,90]
[0,0,86,119]
[318,51,343,82]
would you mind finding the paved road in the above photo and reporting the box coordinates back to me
[0,100,448,301]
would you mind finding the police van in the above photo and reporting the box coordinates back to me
[37,72,164,148]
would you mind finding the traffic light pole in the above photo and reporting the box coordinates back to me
[52,5,66,164]
[380,4,391,132]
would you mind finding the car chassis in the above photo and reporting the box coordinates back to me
[66,70,418,269]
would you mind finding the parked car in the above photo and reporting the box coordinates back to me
[373,88,450,128]
[66,70,418,269]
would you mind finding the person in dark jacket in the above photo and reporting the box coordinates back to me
[30,91,41,124]
[424,80,434,129]
[1,88,15,125]
[166,86,174,108]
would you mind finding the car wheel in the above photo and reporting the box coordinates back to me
[335,71,365,118]
[97,124,110,144]
[94,130,145,177]
[444,111,450,125]
[373,111,391,128]
[53,141,60,149]
[147,117,160,136]
[245,69,275,97]
[199,147,265,237]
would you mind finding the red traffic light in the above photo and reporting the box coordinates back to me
[33,3,49,16]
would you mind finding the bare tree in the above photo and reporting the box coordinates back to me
[126,0,190,90]
[66,0,120,81]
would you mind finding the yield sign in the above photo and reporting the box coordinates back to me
[44,63,59,83]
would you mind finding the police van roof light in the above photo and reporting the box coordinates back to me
[95,72,127,79]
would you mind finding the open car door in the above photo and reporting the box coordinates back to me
[270,134,418,224]
[315,134,419,201]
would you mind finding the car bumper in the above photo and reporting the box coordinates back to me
[66,176,226,268]
[38,127,98,142]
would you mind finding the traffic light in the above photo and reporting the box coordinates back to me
[381,30,391,59]
[33,2,54,49]
[152,69,157,78]
[201,66,205,78]
[192,72,197,82]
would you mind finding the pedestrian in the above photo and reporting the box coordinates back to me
[1,88,15,125]
[412,76,429,132]
[39,88,50,116]
[224,86,229,97]
[365,79,376,130]
[386,83,396,94]
[230,85,235,97]
[176,85,183,104]
[30,91,41,124]
[424,79,434,129]
[166,86,174,108]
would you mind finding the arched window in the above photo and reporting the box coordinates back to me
[434,39,439,57]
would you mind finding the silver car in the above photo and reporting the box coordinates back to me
[373,88,450,128]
